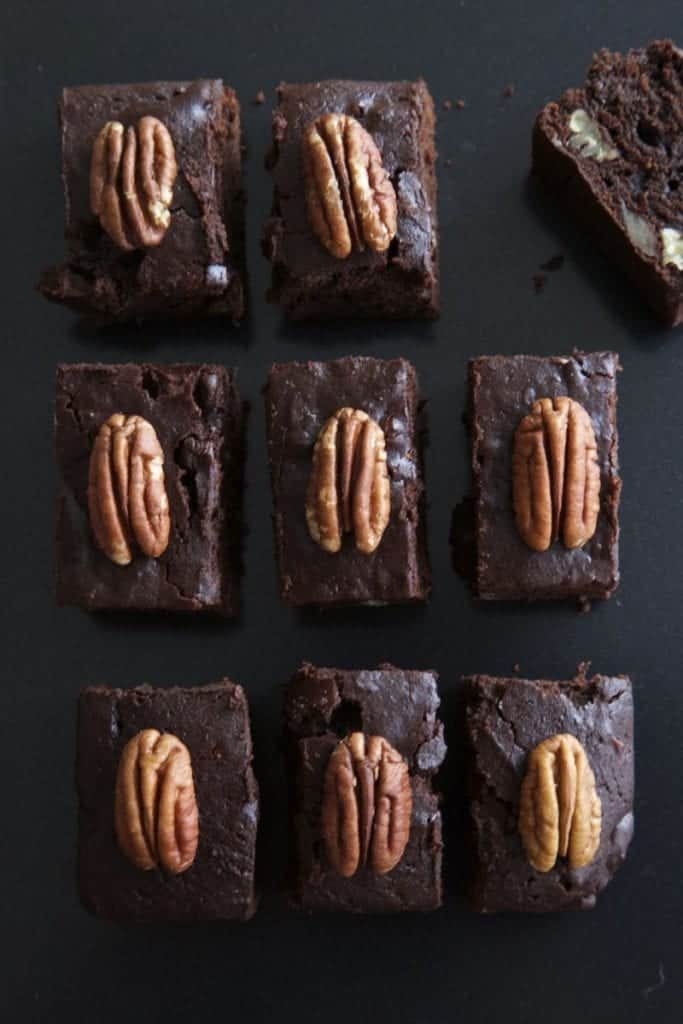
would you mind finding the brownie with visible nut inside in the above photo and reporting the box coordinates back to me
[39,80,245,321]
[56,363,243,614]
[263,79,439,319]
[285,663,446,913]
[452,351,620,601]
[264,356,430,607]
[77,680,258,921]
[464,667,634,913]
[533,40,683,326]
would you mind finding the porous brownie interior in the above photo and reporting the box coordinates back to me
[544,41,683,282]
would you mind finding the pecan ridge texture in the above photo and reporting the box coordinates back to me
[114,729,199,875]
[518,733,602,873]
[87,413,171,566]
[305,407,391,555]
[302,113,398,259]
[321,733,412,877]
[90,116,178,251]
[512,396,601,552]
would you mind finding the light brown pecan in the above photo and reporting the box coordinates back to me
[87,413,170,565]
[512,396,601,552]
[114,729,199,874]
[90,116,177,250]
[302,113,398,259]
[518,733,602,873]
[321,733,412,877]
[305,407,390,555]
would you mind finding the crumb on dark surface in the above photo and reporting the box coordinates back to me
[578,596,592,614]
[512,663,521,675]
[533,272,547,293]
[540,253,565,272]
[442,99,453,111]
[503,83,515,99]
[455,98,466,109]
[251,90,265,106]
[444,158,453,167]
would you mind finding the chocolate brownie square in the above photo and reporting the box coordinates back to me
[77,680,259,921]
[285,664,446,913]
[464,668,634,913]
[263,79,439,319]
[39,80,245,321]
[56,363,243,614]
[264,356,430,607]
[455,351,620,601]
[533,40,683,326]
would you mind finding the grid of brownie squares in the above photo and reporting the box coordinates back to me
[284,664,446,913]
[264,356,430,607]
[77,680,259,921]
[464,668,634,913]
[263,79,439,319]
[55,363,244,614]
[35,74,642,922]
[461,350,621,601]
[40,80,245,321]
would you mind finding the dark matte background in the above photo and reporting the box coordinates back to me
[2,1,682,1021]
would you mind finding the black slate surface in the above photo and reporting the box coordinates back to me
[2,1,682,1021]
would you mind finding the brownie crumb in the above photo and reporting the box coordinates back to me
[251,90,265,106]
[503,83,515,99]
[512,663,521,675]
[455,98,466,110]
[442,99,453,111]
[540,253,565,272]
[533,272,548,293]
[577,596,592,614]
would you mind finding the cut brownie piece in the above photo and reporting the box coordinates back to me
[264,357,430,606]
[77,680,258,921]
[454,351,620,601]
[56,363,243,614]
[285,663,446,913]
[534,40,683,326]
[39,80,245,321]
[464,667,634,913]
[263,79,439,319]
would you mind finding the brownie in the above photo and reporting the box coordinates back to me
[285,663,446,913]
[533,40,683,326]
[77,680,259,921]
[39,80,245,321]
[56,363,243,614]
[454,351,620,601]
[264,357,430,606]
[263,79,439,319]
[464,668,634,913]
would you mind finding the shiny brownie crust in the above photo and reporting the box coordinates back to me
[77,681,258,921]
[40,80,245,321]
[464,669,634,913]
[285,663,446,913]
[56,362,243,614]
[264,356,430,606]
[263,79,439,319]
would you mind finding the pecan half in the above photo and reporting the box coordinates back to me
[302,113,398,259]
[518,733,602,873]
[87,413,170,565]
[90,116,177,250]
[305,407,390,555]
[321,733,412,877]
[512,396,600,551]
[114,729,199,874]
